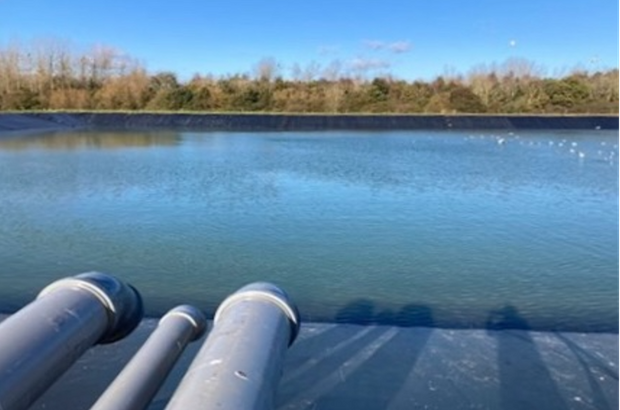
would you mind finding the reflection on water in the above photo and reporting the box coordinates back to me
[0,130,617,332]
[0,131,180,150]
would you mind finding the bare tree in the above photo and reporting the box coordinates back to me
[253,57,280,81]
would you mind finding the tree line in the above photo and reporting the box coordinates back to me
[0,41,617,114]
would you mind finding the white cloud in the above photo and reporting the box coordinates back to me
[363,40,412,54]
[348,57,391,71]
[363,40,385,50]
[387,41,412,53]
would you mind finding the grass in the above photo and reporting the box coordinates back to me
[1,109,618,117]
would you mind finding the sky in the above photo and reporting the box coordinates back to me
[0,0,618,81]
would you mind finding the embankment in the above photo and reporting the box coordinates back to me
[27,318,619,410]
[0,112,617,135]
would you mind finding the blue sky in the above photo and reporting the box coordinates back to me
[0,0,618,80]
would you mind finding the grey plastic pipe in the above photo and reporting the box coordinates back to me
[165,282,300,410]
[91,305,208,410]
[0,272,143,410]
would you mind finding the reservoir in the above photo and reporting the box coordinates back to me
[0,129,617,332]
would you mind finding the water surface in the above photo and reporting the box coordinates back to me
[0,130,617,331]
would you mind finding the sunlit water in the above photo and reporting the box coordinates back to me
[0,130,617,332]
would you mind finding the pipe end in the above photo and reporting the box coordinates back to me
[39,272,143,344]
[214,282,300,346]
[160,305,208,341]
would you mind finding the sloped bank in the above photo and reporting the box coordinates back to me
[27,318,619,410]
[0,112,618,135]
[0,113,83,135]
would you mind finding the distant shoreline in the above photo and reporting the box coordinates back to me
[0,112,617,136]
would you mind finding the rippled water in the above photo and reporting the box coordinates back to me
[0,130,617,332]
